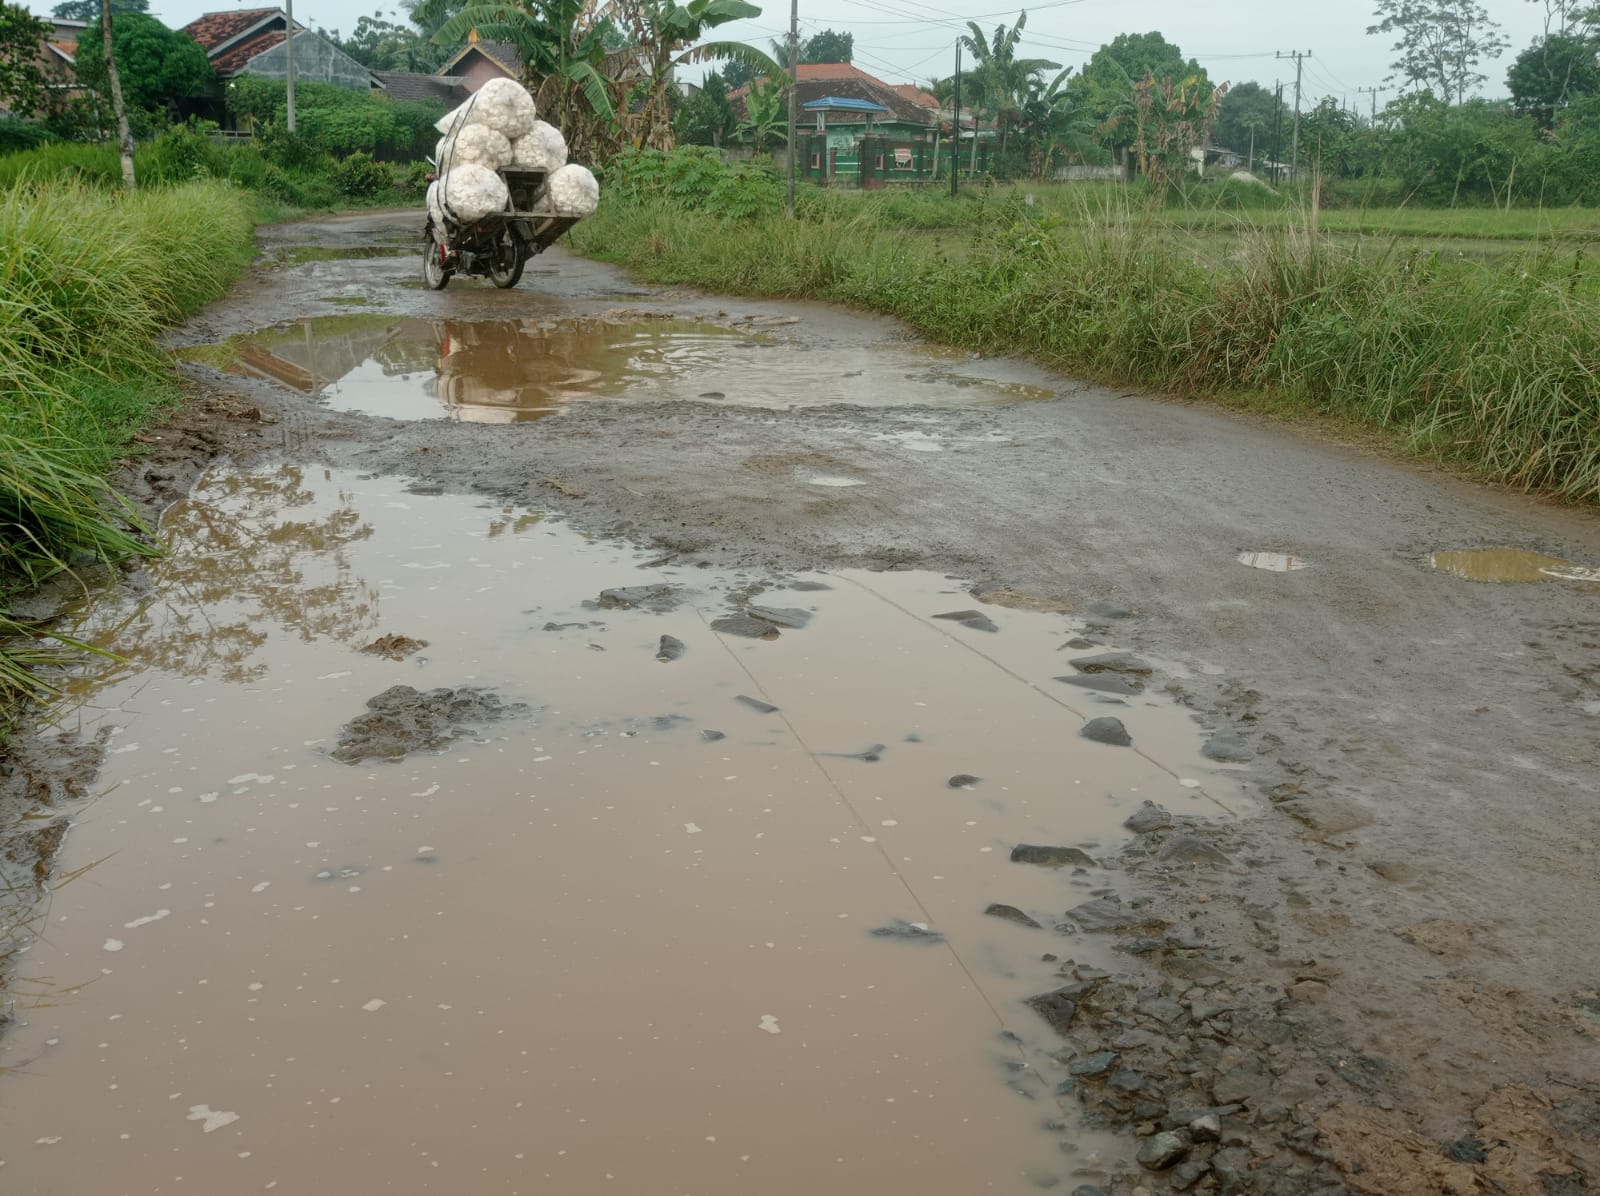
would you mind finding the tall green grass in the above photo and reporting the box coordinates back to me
[572,189,1600,503]
[1,175,259,705]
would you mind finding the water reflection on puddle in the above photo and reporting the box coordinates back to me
[1430,548,1572,583]
[1237,551,1310,572]
[0,465,1244,1195]
[182,315,1056,423]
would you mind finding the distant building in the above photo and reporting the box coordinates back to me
[434,32,521,94]
[181,8,378,91]
[729,63,986,186]
[0,18,88,118]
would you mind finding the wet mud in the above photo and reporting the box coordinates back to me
[4,210,1600,1194]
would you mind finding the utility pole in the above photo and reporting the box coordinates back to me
[1272,80,1282,184]
[100,0,136,189]
[1357,85,1386,122]
[285,0,296,132]
[1276,50,1309,183]
[949,38,960,199]
[785,0,797,215]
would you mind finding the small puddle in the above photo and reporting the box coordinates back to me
[1237,551,1310,572]
[277,244,417,263]
[1430,548,1572,583]
[182,315,1056,423]
[0,465,1245,1194]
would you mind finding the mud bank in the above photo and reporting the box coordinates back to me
[2,210,1597,1194]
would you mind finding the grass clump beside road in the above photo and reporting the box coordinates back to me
[1,175,259,709]
[573,168,1600,505]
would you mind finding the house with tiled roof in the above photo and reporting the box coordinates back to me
[424,32,649,97]
[181,8,377,91]
[0,18,88,117]
[435,32,522,93]
[729,63,985,186]
[374,70,465,106]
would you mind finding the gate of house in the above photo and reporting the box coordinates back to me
[858,135,891,189]
[801,134,828,184]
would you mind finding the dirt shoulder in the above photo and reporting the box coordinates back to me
[5,210,1598,1193]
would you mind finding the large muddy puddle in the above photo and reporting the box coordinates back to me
[1,465,1244,1194]
[182,314,1056,422]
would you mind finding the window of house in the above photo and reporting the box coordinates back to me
[875,154,885,170]
[810,153,821,169]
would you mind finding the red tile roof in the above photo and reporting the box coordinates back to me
[210,28,286,74]
[892,84,939,110]
[181,8,280,52]
[729,63,936,127]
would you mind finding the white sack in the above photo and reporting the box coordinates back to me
[426,179,444,226]
[471,77,538,138]
[509,120,568,172]
[546,163,599,217]
[441,163,511,223]
[437,123,511,171]
[433,80,537,139]
[435,99,470,137]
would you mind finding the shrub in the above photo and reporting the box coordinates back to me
[601,146,782,221]
[0,117,51,154]
[335,150,392,198]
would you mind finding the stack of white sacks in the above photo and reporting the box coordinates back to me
[425,77,600,225]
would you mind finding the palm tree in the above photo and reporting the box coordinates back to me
[959,11,1060,171]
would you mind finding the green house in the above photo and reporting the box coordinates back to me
[729,63,987,187]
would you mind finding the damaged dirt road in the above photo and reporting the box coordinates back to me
[1,209,1598,1195]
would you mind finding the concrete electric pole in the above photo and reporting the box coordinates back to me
[1276,50,1310,183]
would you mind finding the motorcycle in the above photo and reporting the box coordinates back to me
[422,166,581,291]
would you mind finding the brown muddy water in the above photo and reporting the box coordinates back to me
[182,314,1057,423]
[1429,547,1574,583]
[0,464,1245,1195]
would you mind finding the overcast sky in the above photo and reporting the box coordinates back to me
[53,0,1556,106]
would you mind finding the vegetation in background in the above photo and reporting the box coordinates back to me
[577,150,1600,507]
[71,12,214,137]
[672,68,735,146]
[0,3,52,116]
[50,0,145,20]
[317,11,451,73]
[224,76,442,161]
[1367,0,1509,105]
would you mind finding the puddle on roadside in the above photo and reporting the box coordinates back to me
[1237,551,1310,572]
[181,314,1056,423]
[277,244,418,263]
[0,464,1246,1195]
[1430,548,1572,583]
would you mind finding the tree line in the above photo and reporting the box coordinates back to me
[5,0,1600,204]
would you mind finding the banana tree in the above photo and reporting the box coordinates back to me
[735,75,786,152]
[604,0,784,150]
[959,11,1059,172]
[434,0,619,158]
[1019,66,1098,178]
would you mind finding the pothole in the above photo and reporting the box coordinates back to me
[1430,548,1572,583]
[0,463,1249,1195]
[1237,551,1310,572]
[179,315,1057,423]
